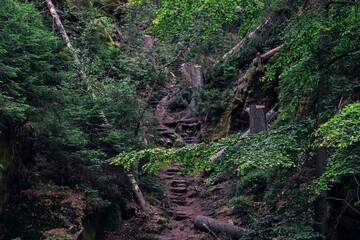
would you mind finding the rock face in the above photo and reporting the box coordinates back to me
[4,186,85,240]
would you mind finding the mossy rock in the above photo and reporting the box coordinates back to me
[9,186,85,240]
[101,200,123,232]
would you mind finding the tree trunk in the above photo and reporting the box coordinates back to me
[252,45,284,65]
[127,173,151,215]
[194,215,248,239]
[45,0,84,78]
[214,16,273,66]
[45,0,110,127]
[181,63,204,117]
[314,0,329,237]
[249,104,267,133]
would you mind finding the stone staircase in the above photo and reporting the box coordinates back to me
[157,164,207,240]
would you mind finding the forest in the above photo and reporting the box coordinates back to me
[0,0,359,239]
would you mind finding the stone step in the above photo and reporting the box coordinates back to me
[170,182,187,188]
[179,122,201,128]
[171,180,187,185]
[166,168,180,173]
[166,172,186,178]
[171,199,187,206]
[168,192,185,198]
[170,187,187,193]
[170,196,186,201]
[173,212,189,221]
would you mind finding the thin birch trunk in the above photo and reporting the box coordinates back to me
[45,0,150,215]
[45,0,110,126]
[213,16,273,66]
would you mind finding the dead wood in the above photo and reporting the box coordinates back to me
[194,215,248,239]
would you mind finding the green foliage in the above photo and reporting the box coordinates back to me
[229,195,253,214]
[0,0,71,128]
[131,0,267,40]
[231,124,308,175]
[312,102,360,194]
[229,170,268,199]
[112,122,309,184]
[315,102,360,149]
[264,2,359,114]
[242,210,320,240]
[101,200,122,232]
[84,188,110,211]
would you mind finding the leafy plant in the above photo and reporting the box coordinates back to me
[313,102,360,194]
[229,195,253,214]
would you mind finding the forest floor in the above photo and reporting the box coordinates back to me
[156,163,208,240]
[103,162,239,240]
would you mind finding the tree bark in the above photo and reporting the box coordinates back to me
[194,215,248,239]
[127,173,151,215]
[45,0,110,127]
[181,63,204,117]
[214,16,273,66]
[251,45,284,65]
[249,104,267,133]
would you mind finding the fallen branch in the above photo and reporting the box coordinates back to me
[214,16,273,66]
[194,215,248,239]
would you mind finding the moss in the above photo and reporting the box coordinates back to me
[101,200,122,232]
[8,187,84,240]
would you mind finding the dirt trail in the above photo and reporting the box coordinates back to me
[157,163,209,240]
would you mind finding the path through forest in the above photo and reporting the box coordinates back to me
[157,163,208,240]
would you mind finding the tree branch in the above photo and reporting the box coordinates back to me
[327,48,360,67]
[327,197,360,215]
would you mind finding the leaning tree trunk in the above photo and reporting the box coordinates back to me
[45,0,150,215]
[214,15,273,66]
[128,173,151,215]
[45,0,110,127]
[194,215,248,239]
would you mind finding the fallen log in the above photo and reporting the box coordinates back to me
[194,215,248,239]
[252,45,283,65]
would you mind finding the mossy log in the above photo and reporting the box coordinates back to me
[194,215,248,239]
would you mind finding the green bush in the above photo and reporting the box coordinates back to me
[229,195,253,214]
